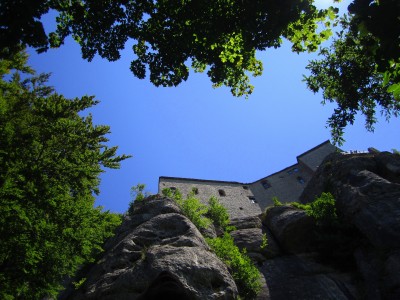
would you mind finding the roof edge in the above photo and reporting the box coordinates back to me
[296,140,333,159]
[250,163,299,184]
[159,176,246,185]
[160,140,335,187]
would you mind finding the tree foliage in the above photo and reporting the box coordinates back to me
[1,0,337,97]
[0,51,129,299]
[1,0,397,141]
[304,0,400,144]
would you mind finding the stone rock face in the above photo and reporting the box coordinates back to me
[338,169,400,249]
[230,215,262,230]
[259,254,359,300]
[250,152,400,300]
[296,152,400,299]
[263,206,317,254]
[63,196,237,300]
[228,215,280,261]
[300,152,400,249]
[62,152,400,300]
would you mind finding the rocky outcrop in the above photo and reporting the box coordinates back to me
[260,254,359,300]
[262,206,317,254]
[62,196,238,299]
[231,151,400,300]
[229,215,280,260]
[61,152,400,300]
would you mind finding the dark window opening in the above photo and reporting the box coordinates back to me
[218,189,226,197]
[297,176,305,184]
[248,196,257,204]
[239,207,243,210]
[261,180,271,189]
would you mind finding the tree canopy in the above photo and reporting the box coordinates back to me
[1,0,398,140]
[304,0,400,144]
[1,0,337,97]
[0,50,130,299]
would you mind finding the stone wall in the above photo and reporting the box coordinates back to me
[159,141,337,218]
[297,141,337,173]
[249,164,313,211]
[159,177,261,218]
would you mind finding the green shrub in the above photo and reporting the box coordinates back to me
[206,233,261,299]
[260,233,268,250]
[72,277,86,290]
[290,201,308,210]
[131,184,147,202]
[225,225,237,233]
[161,187,182,202]
[128,184,151,215]
[272,196,282,206]
[306,192,337,226]
[289,193,337,226]
[162,188,210,230]
[161,187,174,198]
[180,195,211,229]
[208,196,230,229]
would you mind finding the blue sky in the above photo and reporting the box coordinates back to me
[27,0,399,213]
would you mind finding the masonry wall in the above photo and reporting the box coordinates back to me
[158,177,262,218]
[158,141,338,218]
[297,141,337,173]
[249,164,314,211]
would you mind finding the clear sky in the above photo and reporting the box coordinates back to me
[27,0,399,213]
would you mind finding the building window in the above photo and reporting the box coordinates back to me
[218,189,226,196]
[192,187,199,195]
[239,207,243,210]
[248,196,257,204]
[297,176,305,184]
[261,180,271,189]
[242,185,249,190]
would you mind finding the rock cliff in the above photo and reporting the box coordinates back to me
[61,151,400,299]
[62,197,237,299]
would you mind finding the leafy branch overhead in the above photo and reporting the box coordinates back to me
[1,0,338,97]
[1,0,398,141]
[304,0,400,145]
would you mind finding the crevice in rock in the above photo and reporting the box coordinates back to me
[136,271,190,300]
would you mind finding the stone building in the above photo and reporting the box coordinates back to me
[158,140,337,218]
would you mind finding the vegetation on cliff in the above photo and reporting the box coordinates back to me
[156,187,262,299]
[206,233,262,299]
[271,191,360,268]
